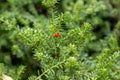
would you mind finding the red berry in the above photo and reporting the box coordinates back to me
[54,33,60,38]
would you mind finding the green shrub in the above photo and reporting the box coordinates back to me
[0,0,120,80]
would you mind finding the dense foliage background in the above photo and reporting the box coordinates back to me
[0,0,120,80]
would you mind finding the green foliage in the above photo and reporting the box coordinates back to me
[0,0,120,80]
